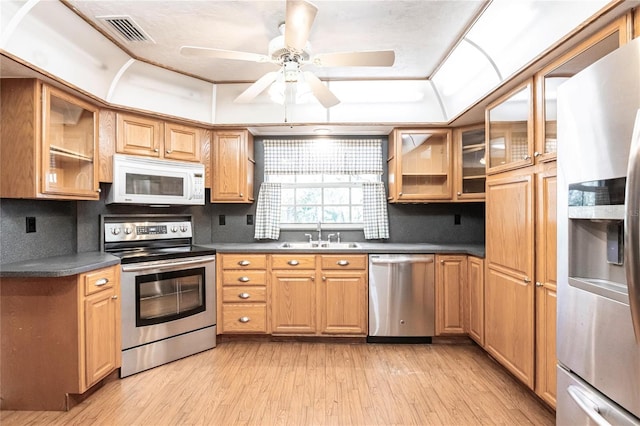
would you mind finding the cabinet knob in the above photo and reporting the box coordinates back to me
[440,260,444,264]
[239,316,250,323]
[239,193,244,197]
[97,188,102,193]
[238,292,250,299]
[399,192,403,196]
[288,260,300,266]
[238,276,250,283]
[154,148,159,152]
[534,151,541,157]
[523,155,531,160]
[336,260,349,266]
[95,278,109,286]
[535,281,543,287]
[524,277,532,284]
[166,150,173,154]
[457,191,462,196]
[238,260,251,266]
[310,275,315,281]
[111,295,118,300]
[322,276,326,281]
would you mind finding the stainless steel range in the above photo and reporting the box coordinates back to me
[102,214,216,377]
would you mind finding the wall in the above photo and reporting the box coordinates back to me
[0,139,484,264]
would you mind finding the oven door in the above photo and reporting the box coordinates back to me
[120,255,215,350]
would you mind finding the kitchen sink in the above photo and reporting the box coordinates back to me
[279,242,361,249]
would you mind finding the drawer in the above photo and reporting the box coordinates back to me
[221,254,267,269]
[320,255,367,270]
[271,254,316,269]
[221,270,266,286]
[222,304,267,333]
[83,266,117,296]
[222,286,267,303]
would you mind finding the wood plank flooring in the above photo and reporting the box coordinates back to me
[1,340,554,425]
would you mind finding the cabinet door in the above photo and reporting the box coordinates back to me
[212,130,253,202]
[42,85,100,199]
[485,170,535,389]
[319,270,367,335]
[116,113,162,157]
[486,80,534,175]
[435,255,466,335]
[164,122,201,162]
[84,287,118,390]
[271,271,316,334]
[535,166,557,407]
[454,125,486,201]
[389,129,452,201]
[467,256,485,346]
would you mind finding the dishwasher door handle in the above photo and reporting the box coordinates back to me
[369,256,434,265]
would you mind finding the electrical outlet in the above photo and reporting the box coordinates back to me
[219,215,226,226]
[247,214,254,225]
[454,214,461,225]
[26,216,36,233]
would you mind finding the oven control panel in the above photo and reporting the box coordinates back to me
[105,221,192,242]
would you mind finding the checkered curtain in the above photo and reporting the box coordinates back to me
[258,139,389,240]
[264,139,383,174]
[362,182,389,239]
[254,182,281,240]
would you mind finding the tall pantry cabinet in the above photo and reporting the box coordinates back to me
[483,16,630,407]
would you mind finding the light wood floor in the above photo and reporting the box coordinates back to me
[1,340,554,425]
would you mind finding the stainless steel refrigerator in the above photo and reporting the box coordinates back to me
[557,36,640,425]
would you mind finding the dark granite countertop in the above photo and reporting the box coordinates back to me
[205,242,485,258]
[0,252,121,278]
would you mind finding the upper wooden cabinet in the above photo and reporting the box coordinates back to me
[1,79,100,200]
[485,80,534,175]
[453,124,486,201]
[387,128,452,202]
[534,15,630,164]
[211,130,255,203]
[115,112,202,162]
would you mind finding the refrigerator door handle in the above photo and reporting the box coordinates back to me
[624,109,640,344]
[567,386,613,426]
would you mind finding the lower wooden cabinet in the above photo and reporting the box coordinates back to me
[218,254,268,333]
[272,269,317,334]
[466,256,485,346]
[0,265,121,411]
[435,254,467,335]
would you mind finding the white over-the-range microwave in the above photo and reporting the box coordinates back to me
[106,154,205,205]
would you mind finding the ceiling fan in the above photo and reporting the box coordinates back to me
[180,0,395,108]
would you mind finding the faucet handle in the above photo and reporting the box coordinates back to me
[336,232,341,243]
[304,233,313,243]
[327,233,336,244]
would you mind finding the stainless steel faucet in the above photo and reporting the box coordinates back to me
[316,221,322,243]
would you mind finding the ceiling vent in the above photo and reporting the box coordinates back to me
[98,15,154,43]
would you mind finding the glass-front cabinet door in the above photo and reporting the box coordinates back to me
[486,80,534,174]
[388,129,452,202]
[534,17,628,164]
[41,85,99,199]
[455,124,486,200]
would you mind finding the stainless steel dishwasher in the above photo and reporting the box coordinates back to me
[367,254,435,343]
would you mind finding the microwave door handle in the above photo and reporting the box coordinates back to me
[624,109,640,344]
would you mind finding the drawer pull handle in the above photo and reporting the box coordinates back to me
[111,295,118,300]
[288,260,299,266]
[239,316,250,323]
[95,278,109,286]
[238,260,251,266]
[337,260,350,266]
[238,276,250,282]
[238,292,251,299]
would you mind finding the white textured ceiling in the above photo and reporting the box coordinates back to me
[65,0,487,83]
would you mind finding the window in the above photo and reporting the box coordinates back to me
[255,138,389,239]
[266,173,379,228]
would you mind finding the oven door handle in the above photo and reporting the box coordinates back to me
[121,255,216,272]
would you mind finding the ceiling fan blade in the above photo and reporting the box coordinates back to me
[234,71,280,103]
[303,71,339,108]
[313,50,396,67]
[285,0,318,51]
[180,46,269,63]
